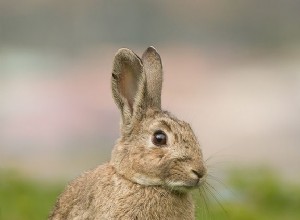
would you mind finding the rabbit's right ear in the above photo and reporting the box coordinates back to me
[111,48,146,129]
[142,46,163,110]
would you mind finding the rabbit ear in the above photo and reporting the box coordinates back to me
[142,46,163,110]
[112,48,146,128]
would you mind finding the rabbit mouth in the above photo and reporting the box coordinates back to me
[166,179,202,192]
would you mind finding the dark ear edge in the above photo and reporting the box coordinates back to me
[142,46,163,110]
[111,48,146,128]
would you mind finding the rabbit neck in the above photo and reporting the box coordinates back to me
[106,164,195,220]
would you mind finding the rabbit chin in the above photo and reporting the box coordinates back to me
[165,180,200,193]
[132,174,199,193]
[132,173,164,186]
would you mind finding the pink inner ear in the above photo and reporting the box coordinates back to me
[119,64,138,111]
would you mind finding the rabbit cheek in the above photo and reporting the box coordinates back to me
[130,149,166,186]
[164,161,199,190]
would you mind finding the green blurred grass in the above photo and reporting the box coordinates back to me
[195,167,300,220]
[1,168,300,220]
[0,170,63,220]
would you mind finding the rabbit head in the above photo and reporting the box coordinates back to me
[111,47,206,192]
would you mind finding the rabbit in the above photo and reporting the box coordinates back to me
[49,46,207,220]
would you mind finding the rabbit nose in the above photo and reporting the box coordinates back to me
[191,169,205,179]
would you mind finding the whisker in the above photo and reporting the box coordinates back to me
[198,188,206,220]
[202,150,234,219]
[206,174,228,189]
[198,187,209,220]
[202,185,212,219]
[204,148,235,165]
[205,160,232,167]
[206,174,237,199]
[204,182,225,202]
[204,183,229,217]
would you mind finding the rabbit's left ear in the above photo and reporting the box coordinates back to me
[142,46,163,110]
[112,48,147,128]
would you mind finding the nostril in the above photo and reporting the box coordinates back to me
[191,169,204,179]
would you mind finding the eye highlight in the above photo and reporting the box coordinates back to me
[152,130,167,146]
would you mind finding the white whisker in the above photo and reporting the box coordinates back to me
[204,183,229,218]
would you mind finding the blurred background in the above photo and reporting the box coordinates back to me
[1,0,300,219]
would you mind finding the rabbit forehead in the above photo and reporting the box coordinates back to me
[143,110,190,130]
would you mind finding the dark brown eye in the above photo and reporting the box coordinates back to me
[152,130,167,146]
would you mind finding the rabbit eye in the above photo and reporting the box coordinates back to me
[152,130,167,146]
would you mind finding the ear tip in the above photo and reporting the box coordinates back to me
[114,48,142,66]
[142,46,161,60]
[115,48,134,57]
[146,46,158,53]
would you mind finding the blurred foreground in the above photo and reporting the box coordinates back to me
[1,167,299,220]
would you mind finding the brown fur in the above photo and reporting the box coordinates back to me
[49,47,207,220]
